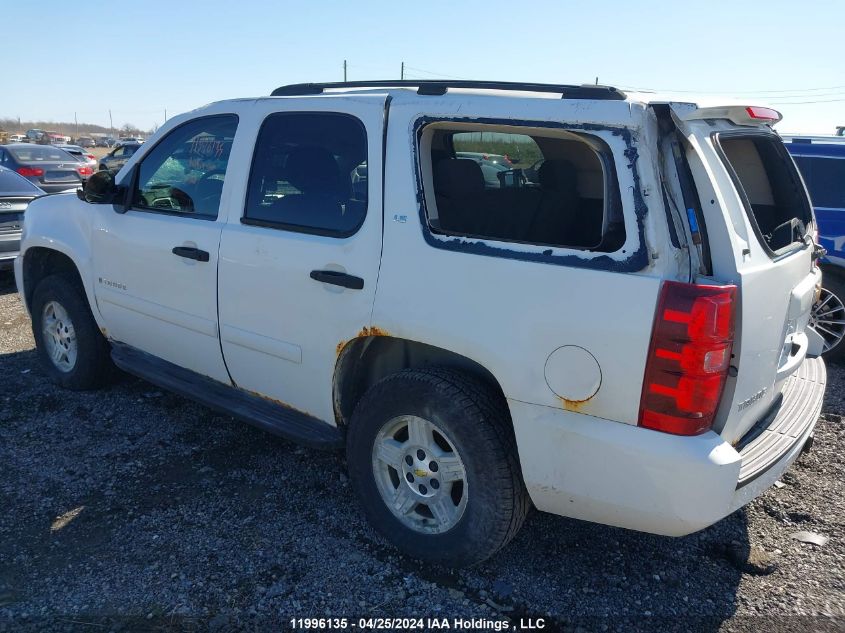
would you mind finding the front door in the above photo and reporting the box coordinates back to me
[92,113,241,383]
[217,97,386,423]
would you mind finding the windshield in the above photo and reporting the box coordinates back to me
[8,146,75,162]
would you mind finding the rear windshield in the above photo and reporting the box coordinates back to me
[8,146,74,162]
[0,170,43,194]
[717,134,812,255]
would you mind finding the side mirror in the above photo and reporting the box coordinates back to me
[78,170,126,206]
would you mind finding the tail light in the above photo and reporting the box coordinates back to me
[17,166,44,177]
[639,281,737,436]
[85,154,95,161]
[77,166,93,177]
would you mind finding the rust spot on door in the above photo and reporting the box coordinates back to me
[357,326,389,338]
[336,340,346,357]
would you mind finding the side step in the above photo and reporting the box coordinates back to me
[111,342,344,450]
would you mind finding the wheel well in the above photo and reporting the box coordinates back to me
[333,336,506,427]
[22,248,83,312]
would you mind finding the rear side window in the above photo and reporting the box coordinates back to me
[717,135,812,254]
[424,125,623,251]
[791,155,845,209]
[244,112,368,237]
[8,146,74,162]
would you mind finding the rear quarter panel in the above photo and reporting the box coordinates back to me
[373,97,673,425]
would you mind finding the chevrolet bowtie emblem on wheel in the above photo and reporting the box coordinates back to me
[414,468,428,477]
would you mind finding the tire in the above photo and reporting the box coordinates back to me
[814,272,845,363]
[347,367,530,566]
[31,274,112,390]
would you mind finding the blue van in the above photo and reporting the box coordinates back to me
[785,137,845,360]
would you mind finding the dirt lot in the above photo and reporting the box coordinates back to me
[0,271,843,632]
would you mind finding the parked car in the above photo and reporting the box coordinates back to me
[25,129,45,143]
[55,144,98,176]
[117,137,144,146]
[455,152,515,188]
[784,136,845,360]
[15,80,826,566]
[75,137,96,148]
[0,144,90,193]
[97,142,142,172]
[7,134,26,143]
[96,137,116,148]
[0,166,44,270]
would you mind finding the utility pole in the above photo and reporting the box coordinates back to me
[164,108,167,122]
[595,76,599,85]
[343,59,347,82]
[109,110,113,138]
[401,61,404,80]
[74,112,78,139]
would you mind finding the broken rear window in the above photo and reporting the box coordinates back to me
[717,134,812,255]
[422,125,624,252]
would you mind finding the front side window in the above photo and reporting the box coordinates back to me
[244,112,368,237]
[132,115,238,219]
[424,125,623,251]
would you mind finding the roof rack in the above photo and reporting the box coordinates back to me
[270,80,626,100]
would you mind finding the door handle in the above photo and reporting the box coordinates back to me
[310,269,364,290]
[172,246,210,262]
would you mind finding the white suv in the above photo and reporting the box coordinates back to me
[14,80,827,566]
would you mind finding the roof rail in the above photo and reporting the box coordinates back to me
[270,80,626,100]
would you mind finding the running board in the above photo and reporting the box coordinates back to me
[110,342,344,450]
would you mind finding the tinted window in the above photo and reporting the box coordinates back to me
[792,155,845,209]
[8,146,75,162]
[0,169,43,194]
[244,113,368,236]
[132,115,238,219]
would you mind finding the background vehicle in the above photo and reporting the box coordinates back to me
[75,137,95,148]
[95,137,116,148]
[55,144,98,175]
[785,136,845,360]
[0,144,89,193]
[0,166,44,270]
[25,129,45,143]
[117,137,144,146]
[8,134,26,143]
[14,81,826,566]
[98,142,141,171]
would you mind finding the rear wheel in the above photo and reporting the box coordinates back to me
[347,367,529,566]
[811,273,845,362]
[31,274,112,389]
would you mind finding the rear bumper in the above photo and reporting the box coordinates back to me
[0,233,21,270]
[510,356,825,536]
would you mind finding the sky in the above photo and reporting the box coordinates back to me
[2,0,843,134]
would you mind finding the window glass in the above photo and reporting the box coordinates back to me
[244,113,368,236]
[8,146,75,162]
[427,127,622,251]
[793,155,845,209]
[132,115,237,219]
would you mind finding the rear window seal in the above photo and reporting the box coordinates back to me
[712,129,812,261]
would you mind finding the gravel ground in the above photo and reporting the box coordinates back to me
[0,271,843,633]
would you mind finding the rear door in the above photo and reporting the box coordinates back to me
[671,111,819,443]
[216,96,386,423]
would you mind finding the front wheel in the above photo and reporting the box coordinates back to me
[31,274,112,390]
[347,368,529,566]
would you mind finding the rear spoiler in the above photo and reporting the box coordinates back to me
[679,105,782,126]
